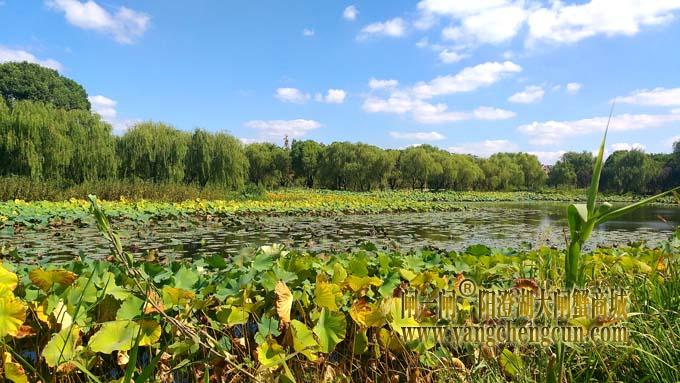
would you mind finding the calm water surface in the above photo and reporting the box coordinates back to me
[2,202,678,262]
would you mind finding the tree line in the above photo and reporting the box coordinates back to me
[0,61,678,194]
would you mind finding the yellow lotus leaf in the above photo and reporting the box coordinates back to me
[0,294,26,337]
[0,265,18,292]
[314,282,342,312]
[3,352,27,383]
[346,275,382,292]
[275,281,293,325]
[349,298,373,327]
[29,269,77,292]
[138,320,161,346]
[162,286,195,307]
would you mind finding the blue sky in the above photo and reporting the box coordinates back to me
[1,0,680,163]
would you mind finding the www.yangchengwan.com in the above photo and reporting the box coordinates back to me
[402,323,629,345]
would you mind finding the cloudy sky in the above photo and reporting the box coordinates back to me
[1,0,680,163]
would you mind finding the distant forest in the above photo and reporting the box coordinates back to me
[1,62,678,194]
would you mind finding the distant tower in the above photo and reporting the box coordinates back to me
[284,135,290,150]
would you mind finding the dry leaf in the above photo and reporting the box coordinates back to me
[274,281,293,326]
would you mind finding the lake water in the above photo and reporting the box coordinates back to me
[3,202,679,262]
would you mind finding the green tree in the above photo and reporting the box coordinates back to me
[210,132,249,189]
[427,151,456,190]
[480,154,524,191]
[318,142,356,189]
[548,161,576,188]
[291,140,324,188]
[510,153,546,189]
[0,98,115,182]
[350,143,392,191]
[451,154,484,190]
[562,151,594,188]
[602,149,657,194]
[399,147,436,190]
[246,143,290,187]
[0,62,90,110]
[385,150,402,190]
[117,122,190,183]
[665,140,680,189]
[185,129,214,186]
[64,110,117,183]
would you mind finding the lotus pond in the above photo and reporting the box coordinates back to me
[0,199,678,383]
[1,201,678,262]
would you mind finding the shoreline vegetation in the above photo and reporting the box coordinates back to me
[0,198,677,382]
[3,177,680,204]
[1,188,678,228]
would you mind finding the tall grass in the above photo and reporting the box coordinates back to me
[0,176,262,202]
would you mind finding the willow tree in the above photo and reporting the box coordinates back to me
[210,132,249,189]
[0,99,70,179]
[185,129,214,187]
[399,146,436,190]
[65,110,118,183]
[117,122,190,183]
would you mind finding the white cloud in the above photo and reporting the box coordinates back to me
[245,119,321,139]
[412,61,521,99]
[343,5,358,21]
[363,93,514,124]
[277,87,346,104]
[668,135,680,149]
[239,137,265,145]
[416,0,680,49]
[46,0,150,44]
[518,113,680,145]
[610,142,645,151]
[369,78,399,89]
[527,1,680,45]
[88,94,138,134]
[363,61,519,124]
[441,4,528,44]
[418,0,528,45]
[0,46,63,71]
[438,49,467,63]
[89,95,116,119]
[302,28,315,37]
[528,150,567,165]
[448,139,519,157]
[324,89,346,104]
[614,87,680,106]
[472,106,516,120]
[389,131,446,141]
[275,87,310,104]
[363,91,418,115]
[417,1,512,18]
[566,82,582,94]
[508,85,544,104]
[672,108,680,114]
[358,17,406,39]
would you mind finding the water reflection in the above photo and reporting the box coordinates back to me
[1,202,678,262]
